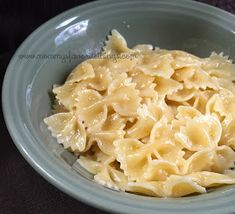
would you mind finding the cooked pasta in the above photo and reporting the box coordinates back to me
[44,30,235,197]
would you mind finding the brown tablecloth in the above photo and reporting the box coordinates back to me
[0,0,234,213]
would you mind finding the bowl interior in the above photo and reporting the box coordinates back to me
[3,1,235,213]
[33,0,235,180]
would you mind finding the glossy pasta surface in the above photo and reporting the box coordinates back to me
[44,30,235,197]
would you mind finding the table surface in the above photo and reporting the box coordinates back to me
[0,0,235,213]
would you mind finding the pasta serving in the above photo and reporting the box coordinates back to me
[44,30,235,197]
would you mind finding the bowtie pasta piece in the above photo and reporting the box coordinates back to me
[128,175,206,197]
[136,53,175,79]
[44,112,86,152]
[175,114,222,151]
[89,113,125,156]
[66,61,95,83]
[74,89,107,128]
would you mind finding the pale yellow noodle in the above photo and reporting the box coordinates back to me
[44,30,235,197]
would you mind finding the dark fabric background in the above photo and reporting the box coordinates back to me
[0,1,234,213]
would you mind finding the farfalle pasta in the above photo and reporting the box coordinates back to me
[44,30,235,197]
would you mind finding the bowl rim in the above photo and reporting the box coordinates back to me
[2,0,235,213]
